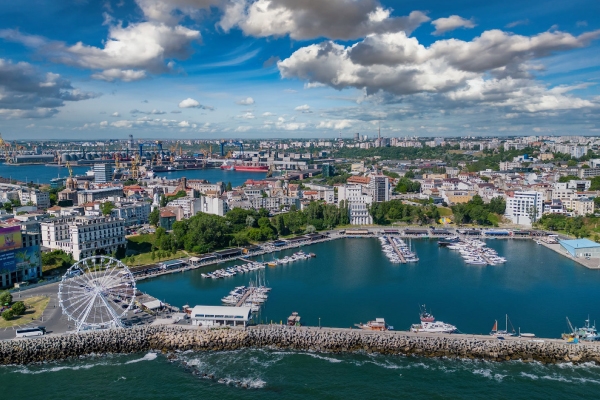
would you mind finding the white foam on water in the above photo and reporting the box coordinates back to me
[473,368,506,382]
[298,352,343,363]
[124,352,158,364]
[218,376,267,389]
[520,372,539,380]
[13,363,99,375]
[556,361,600,370]
[541,374,572,383]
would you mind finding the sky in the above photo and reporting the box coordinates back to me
[1,0,599,140]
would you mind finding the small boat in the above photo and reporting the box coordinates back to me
[267,261,277,267]
[419,305,435,323]
[355,318,390,331]
[287,312,301,326]
[490,315,516,337]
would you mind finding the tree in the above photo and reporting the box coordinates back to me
[246,215,256,227]
[567,159,578,167]
[404,170,415,179]
[149,208,160,227]
[0,291,12,305]
[160,194,167,207]
[226,181,233,191]
[100,201,115,216]
[11,301,26,316]
[1,309,14,321]
[305,225,316,234]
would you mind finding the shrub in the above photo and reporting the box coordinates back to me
[11,301,26,316]
[0,291,12,305]
[1,309,14,321]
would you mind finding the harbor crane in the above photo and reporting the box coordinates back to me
[219,140,244,157]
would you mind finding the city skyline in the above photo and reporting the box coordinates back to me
[1,0,599,139]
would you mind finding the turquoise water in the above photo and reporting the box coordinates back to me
[3,238,600,397]
[0,164,264,186]
[3,348,600,399]
[138,238,600,338]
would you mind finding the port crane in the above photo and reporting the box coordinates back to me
[219,140,244,157]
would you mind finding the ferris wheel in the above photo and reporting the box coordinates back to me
[58,256,136,332]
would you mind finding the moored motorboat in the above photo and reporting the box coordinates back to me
[355,318,391,331]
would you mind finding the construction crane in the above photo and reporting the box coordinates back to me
[131,156,140,180]
[114,153,121,169]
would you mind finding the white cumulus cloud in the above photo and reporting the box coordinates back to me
[236,97,255,105]
[431,15,476,35]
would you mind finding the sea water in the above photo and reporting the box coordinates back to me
[2,239,599,398]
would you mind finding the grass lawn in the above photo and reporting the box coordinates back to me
[123,250,191,267]
[438,207,453,217]
[0,296,50,329]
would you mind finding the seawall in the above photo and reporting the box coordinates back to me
[3,325,600,366]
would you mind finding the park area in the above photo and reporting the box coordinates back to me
[0,295,50,329]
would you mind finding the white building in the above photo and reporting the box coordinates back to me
[504,191,544,226]
[41,216,126,260]
[18,189,50,209]
[190,305,251,327]
[110,202,152,226]
[338,184,373,225]
[169,196,229,217]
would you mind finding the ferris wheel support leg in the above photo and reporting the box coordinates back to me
[76,292,99,332]
[98,293,125,328]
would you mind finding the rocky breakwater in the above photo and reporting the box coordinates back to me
[248,326,600,364]
[3,325,600,365]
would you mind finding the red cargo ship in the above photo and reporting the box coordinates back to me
[220,161,268,172]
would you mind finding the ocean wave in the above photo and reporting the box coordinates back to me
[12,362,100,375]
[519,372,539,380]
[124,352,157,364]
[473,368,506,382]
[217,377,267,389]
[298,352,343,363]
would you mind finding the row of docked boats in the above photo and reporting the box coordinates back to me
[201,262,265,279]
[266,251,315,267]
[442,237,507,265]
[221,284,272,313]
[356,307,540,337]
[378,236,419,263]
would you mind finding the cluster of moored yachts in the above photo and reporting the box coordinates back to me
[221,285,272,313]
[265,251,316,266]
[441,237,507,265]
[379,236,419,263]
[201,262,265,279]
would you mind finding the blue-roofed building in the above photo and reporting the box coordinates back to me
[559,239,600,258]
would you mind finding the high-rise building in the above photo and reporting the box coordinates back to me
[94,163,114,183]
[370,175,389,203]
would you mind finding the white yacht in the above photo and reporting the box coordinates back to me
[411,321,457,333]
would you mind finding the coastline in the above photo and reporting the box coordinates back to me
[2,324,599,366]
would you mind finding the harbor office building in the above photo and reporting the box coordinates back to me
[191,305,251,327]
[559,239,600,259]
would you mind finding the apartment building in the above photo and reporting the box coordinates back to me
[504,191,544,226]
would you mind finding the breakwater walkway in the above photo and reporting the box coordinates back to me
[3,325,600,366]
